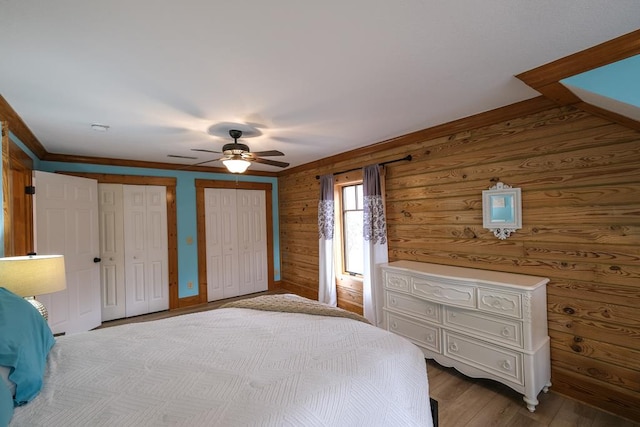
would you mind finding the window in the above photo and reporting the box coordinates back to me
[341,184,363,276]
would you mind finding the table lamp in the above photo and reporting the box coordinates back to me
[0,254,67,320]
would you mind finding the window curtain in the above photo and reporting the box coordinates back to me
[362,164,388,327]
[318,174,337,306]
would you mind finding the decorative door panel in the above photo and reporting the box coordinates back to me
[98,184,125,321]
[123,185,168,317]
[205,188,239,300]
[237,190,267,296]
[34,170,101,334]
[205,188,265,301]
[205,190,224,300]
[145,186,168,313]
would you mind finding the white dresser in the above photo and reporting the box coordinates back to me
[382,260,551,412]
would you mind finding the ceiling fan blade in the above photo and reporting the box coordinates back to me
[177,158,220,170]
[253,157,290,168]
[167,154,198,160]
[250,150,285,157]
[191,148,222,154]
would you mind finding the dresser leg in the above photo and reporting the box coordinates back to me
[543,380,552,393]
[523,395,539,412]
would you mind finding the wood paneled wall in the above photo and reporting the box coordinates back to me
[277,102,640,421]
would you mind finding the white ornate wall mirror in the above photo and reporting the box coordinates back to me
[482,182,522,240]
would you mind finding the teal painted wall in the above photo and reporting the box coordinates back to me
[4,132,280,299]
[562,54,640,108]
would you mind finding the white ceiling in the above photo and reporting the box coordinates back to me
[1,1,639,172]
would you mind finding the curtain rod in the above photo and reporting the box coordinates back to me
[315,154,412,179]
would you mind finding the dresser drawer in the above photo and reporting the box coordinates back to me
[478,288,522,319]
[411,277,476,308]
[443,331,523,385]
[386,291,441,323]
[384,271,411,292]
[382,261,550,413]
[387,313,441,353]
[444,307,523,348]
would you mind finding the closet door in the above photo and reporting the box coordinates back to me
[205,188,267,301]
[33,171,101,334]
[145,186,170,313]
[123,185,169,317]
[237,190,268,295]
[98,184,125,321]
[205,188,239,301]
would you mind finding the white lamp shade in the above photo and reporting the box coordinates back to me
[0,255,67,297]
[222,158,251,173]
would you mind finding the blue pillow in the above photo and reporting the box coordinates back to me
[0,380,13,427]
[0,287,55,406]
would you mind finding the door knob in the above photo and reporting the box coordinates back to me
[93,257,102,263]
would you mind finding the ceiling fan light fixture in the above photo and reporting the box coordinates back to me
[188,129,286,171]
[222,158,251,173]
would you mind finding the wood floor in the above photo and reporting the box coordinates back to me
[427,360,639,427]
[98,292,639,427]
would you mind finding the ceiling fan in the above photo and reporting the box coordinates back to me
[189,129,289,173]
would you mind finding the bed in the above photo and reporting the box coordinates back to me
[2,291,433,426]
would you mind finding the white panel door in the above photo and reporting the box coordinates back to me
[145,185,169,313]
[205,188,239,301]
[205,188,267,302]
[98,184,125,321]
[124,185,148,317]
[205,188,224,301]
[123,185,168,317]
[33,171,101,334]
[237,190,268,295]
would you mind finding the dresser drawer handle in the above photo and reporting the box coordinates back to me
[501,327,511,337]
[500,360,512,371]
[449,342,459,353]
[426,333,434,343]
[426,307,434,315]
[390,298,397,306]
[391,321,398,329]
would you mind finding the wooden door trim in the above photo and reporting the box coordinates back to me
[195,179,275,304]
[56,172,179,310]
[0,95,47,159]
[2,126,35,256]
[2,121,10,255]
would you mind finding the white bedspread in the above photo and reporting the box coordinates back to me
[12,307,432,426]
